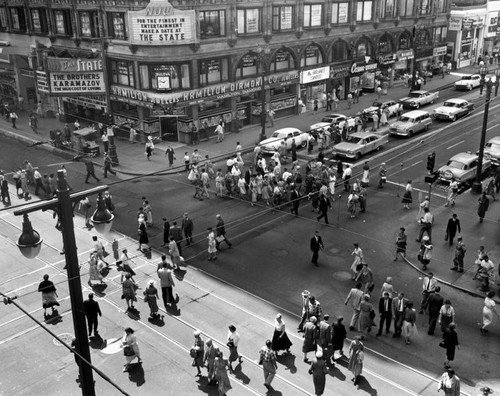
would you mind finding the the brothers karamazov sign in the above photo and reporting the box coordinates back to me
[46,57,105,96]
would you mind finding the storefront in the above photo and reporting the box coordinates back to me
[300,66,329,110]
[394,49,414,83]
[349,61,378,93]
[63,96,107,124]
[448,13,486,69]
[378,54,397,87]
[431,46,448,73]
[328,63,351,98]
[267,70,299,118]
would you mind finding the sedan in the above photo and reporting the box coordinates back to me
[454,74,481,91]
[258,127,308,154]
[438,152,491,186]
[483,136,500,166]
[433,98,474,122]
[310,113,355,132]
[333,132,389,160]
[362,100,402,119]
[399,90,439,109]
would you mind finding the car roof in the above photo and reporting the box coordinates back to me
[349,132,377,138]
[449,152,477,162]
[274,127,302,134]
[487,136,500,144]
[402,110,430,116]
[409,90,428,94]
[325,113,346,118]
[444,98,468,104]
[460,74,480,78]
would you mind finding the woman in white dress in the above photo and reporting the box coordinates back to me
[328,173,336,198]
[402,181,413,209]
[481,291,499,333]
[350,243,364,279]
[88,252,105,286]
[207,228,217,261]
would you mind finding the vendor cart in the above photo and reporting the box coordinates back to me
[73,127,100,157]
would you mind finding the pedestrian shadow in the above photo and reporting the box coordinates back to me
[44,310,63,325]
[147,314,165,327]
[91,283,108,297]
[165,295,181,316]
[265,385,283,395]
[88,334,107,350]
[195,377,219,395]
[126,307,141,321]
[232,364,251,385]
[127,362,145,386]
[174,268,187,281]
[328,364,346,381]
[276,352,297,374]
[354,375,377,395]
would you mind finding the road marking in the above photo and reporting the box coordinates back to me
[487,122,500,132]
[446,140,465,150]
[409,159,423,168]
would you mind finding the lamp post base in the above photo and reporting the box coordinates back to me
[471,180,483,195]
[259,128,266,143]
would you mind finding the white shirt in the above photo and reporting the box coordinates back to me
[422,277,437,292]
[282,171,292,181]
[227,331,240,347]
[342,168,352,179]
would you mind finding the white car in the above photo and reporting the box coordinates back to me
[454,74,481,91]
[483,136,500,165]
[258,127,308,154]
[438,152,491,186]
[433,98,474,122]
[399,90,439,109]
[333,132,389,160]
[362,100,402,120]
[310,113,355,132]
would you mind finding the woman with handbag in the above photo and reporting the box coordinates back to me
[88,252,105,286]
[121,327,141,372]
[192,330,205,377]
[214,351,232,395]
[38,274,60,317]
[122,273,138,311]
[358,294,376,335]
[143,280,159,319]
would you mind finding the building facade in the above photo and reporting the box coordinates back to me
[0,0,451,142]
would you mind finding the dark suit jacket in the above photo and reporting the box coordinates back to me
[291,190,300,205]
[379,297,393,315]
[392,297,408,316]
[427,292,444,314]
[318,196,331,212]
[83,299,102,319]
[446,218,461,234]
[310,236,324,252]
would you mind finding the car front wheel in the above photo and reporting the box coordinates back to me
[300,140,307,148]
[452,115,457,122]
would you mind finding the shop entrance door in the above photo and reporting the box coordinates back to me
[159,115,179,141]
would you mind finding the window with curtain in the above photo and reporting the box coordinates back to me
[10,7,27,31]
[235,54,260,77]
[330,41,349,61]
[54,10,72,35]
[107,12,126,39]
[304,4,322,27]
[356,1,373,22]
[381,0,396,18]
[111,60,135,87]
[272,6,294,31]
[31,9,48,33]
[300,44,323,67]
[199,58,228,86]
[199,10,226,38]
[400,0,414,17]
[332,3,349,24]
[139,64,190,91]
[398,33,411,49]
[434,26,447,42]
[270,49,295,72]
[237,8,261,34]
[0,8,7,30]
[79,11,99,38]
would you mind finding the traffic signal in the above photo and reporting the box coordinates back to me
[426,152,436,173]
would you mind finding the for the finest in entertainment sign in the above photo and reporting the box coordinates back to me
[128,0,196,45]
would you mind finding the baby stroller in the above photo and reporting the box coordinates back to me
[50,129,73,150]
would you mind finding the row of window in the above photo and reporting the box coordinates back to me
[0,1,447,39]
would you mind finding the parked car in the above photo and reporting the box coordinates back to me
[333,132,389,160]
[310,113,355,132]
[483,136,500,166]
[258,127,308,154]
[438,152,491,186]
[362,100,402,120]
[399,90,439,109]
[454,74,481,90]
[433,98,474,122]
[389,110,432,137]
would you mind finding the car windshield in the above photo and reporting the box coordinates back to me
[270,132,282,138]
[447,160,466,170]
[461,76,472,80]
[372,101,382,107]
[321,117,333,123]
[443,101,459,107]
[486,142,500,150]
[398,116,412,122]
[349,137,363,144]
[408,92,422,98]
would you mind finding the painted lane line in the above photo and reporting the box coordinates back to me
[409,160,423,168]
[487,122,500,132]
[446,140,465,150]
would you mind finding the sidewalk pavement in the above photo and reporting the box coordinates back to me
[1,62,498,304]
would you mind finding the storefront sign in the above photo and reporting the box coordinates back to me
[36,70,49,93]
[378,54,396,65]
[433,46,447,56]
[64,95,107,110]
[267,70,299,87]
[49,72,105,95]
[300,66,330,84]
[128,0,196,45]
[46,57,103,72]
[396,49,414,61]
[462,16,484,31]
[350,61,377,75]
[329,64,351,79]
[448,17,462,31]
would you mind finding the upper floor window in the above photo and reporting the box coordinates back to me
[300,44,323,67]
[235,54,261,77]
[436,0,445,13]
[381,0,396,19]
[237,9,261,34]
[0,8,7,30]
[378,34,393,53]
[31,9,48,33]
[200,10,226,38]
[353,38,374,57]
[400,0,414,17]
[199,58,228,86]
[111,60,135,87]
[330,41,349,61]
[304,4,322,27]
[107,12,126,40]
[270,49,295,72]
[420,0,432,15]
[10,7,27,31]
[272,6,294,31]
[356,1,372,22]
[139,63,191,91]
[434,26,447,42]
[332,3,349,24]
[398,33,411,49]
[54,9,72,35]
[80,11,100,38]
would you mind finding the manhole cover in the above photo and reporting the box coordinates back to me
[272,249,288,257]
[114,202,128,208]
[328,247,340,255]
[53,333,74,346]
[101,337,123,355]
[332,271,353,281]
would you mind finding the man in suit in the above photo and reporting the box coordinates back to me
[83,293,102,337]
[318,314,333,366]
[316,195,331,224]
[376,292,393,336]
[445,213,461,246]
[290,184,300,216]
[181,212,194,246]
[310,230,324,266]
[157,262,176,307]
[419,272,437,314]
[345,282,364,331]
[427,286,444,335]
[392,292,408,338]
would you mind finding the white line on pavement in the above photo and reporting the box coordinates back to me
[409,160,423,168]
[487,122,500,132]
[446,140,465,150]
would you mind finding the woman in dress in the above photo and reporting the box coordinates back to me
[310,350,328,396]
[142,200,153,227]
[472,246,487,280]
[138,215,150,252]
[207,227,217,261]
[143,280,159,319]
[88,252,105,286]
[438,300,455,333]
[169,236,181,268]
[402,181,413,209]
[271,313,293,355]
[165,145,175,167]
[192,330,205,377]
[350,243,364,279]
[214,351,232,395]
[249,176,257,206]
[442,323,459,368]
[122,273,138,311]
[358,294,375,334]
[215,170,225,197]
[328,173,336,198]
[394,227,407,261]
[118,248,137,283]
[37,274,60,317]
[380,277,396,297]
[481,291,499,333]
[402,301,418,345]
[361,162,370,187]
[348,337,364,385]
[121,327,141,372]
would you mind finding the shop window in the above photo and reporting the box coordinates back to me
[199,58,229,86]
[330,41,349,61]
[356,1,372,22]
[381,0,396,19]
[111,60,135,87]
[300,44,323,67]
[400,0,414,17]
[237,8,261,35]
[235,54,260,77]
[434,26,447,43]
[398,33,411,49]
[0,8,7,30]
[378,34,393,54]
[107,12,126,40]
[304,4,322,27]
[139,63,190,91]
[436,0,445,13]
[10,7,27,31]
[270,49,295,72]
[79,11,100,38]
[419,0,432,15]
[54,9,72,35]
[272,6,294,31]
[353,38,373,58]
[331,3,349,24]
[200,10,226,38]
[30,9,48,33]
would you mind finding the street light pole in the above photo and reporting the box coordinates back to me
[256,45,270,142]
[471,79,493,194]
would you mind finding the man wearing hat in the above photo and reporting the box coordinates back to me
[181,212,194,246]
[302,316,318,363]
[203,339,219,385]
[318,314,333,366]
[332,316,347,358]
[259,339,278,389]
[83,293,102,337]
[451,236,466,273]
[290,183,300,216]
[192,330,205,377]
